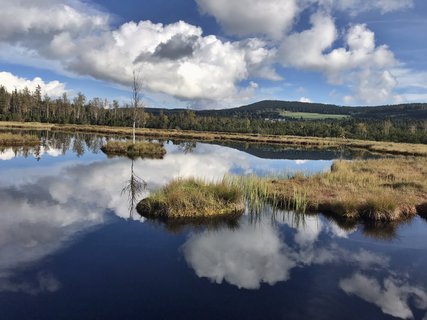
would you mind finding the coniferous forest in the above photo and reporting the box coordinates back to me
[0,85,426,144]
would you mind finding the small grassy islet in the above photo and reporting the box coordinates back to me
[136,178,245,219]
[101,140,166,159]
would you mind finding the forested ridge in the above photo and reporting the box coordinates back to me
[0,86,426,144]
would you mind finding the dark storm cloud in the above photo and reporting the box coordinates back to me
[153,34,199,60]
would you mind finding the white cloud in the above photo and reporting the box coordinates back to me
[0,0,417,106]
[0,0,275,105]
[0,71,66,97]
[299,97,312,103]
[196,0,298,39]
[0,0,109,44]
[279,15,397,76]
[278,12,399,104]
[345,69,402,105]
[340,273,427,319]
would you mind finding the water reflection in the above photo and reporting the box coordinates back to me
[182,213,387,290]
[182,212,427,318]
[340,273,427,319]
[122,159,146,219]
[1,132,427,319]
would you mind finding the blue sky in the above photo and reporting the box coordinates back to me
[0,0,426,109]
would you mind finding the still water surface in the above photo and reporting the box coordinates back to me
[0,133,426,319]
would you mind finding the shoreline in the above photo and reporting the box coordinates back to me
[1,121,426,157]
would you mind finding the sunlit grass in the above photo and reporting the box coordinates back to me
[268,157,427,221]
[137,177,244,218]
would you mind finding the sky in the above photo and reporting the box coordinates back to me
[0,0,426,109]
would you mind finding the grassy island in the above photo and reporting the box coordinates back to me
[0,133,39,147]
[264,157,427,221]
[137,158,426,223]
[137,178,245,219]
[101,140,166,159]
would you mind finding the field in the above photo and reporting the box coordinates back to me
[280,111,349,120]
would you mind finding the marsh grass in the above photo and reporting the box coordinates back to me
[101,140,166,159]
[0,133,39,147]
[136,177,245,218]
[226,174,273,214]
[269,157,427,221]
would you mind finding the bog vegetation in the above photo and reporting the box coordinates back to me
[138,158,427,222]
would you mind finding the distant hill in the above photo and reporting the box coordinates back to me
[145,100,427,120]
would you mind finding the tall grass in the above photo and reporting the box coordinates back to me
[270,157,427,221]
[226,174,309,214]
[137,177,244,218]
[226,174,272,214]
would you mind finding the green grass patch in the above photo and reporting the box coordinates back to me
[280,111,349,120]
[137,178,245,218]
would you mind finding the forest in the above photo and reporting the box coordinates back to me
[0,85,426,144]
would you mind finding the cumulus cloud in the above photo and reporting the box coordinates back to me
[279,12,399,104]
[0,0,108,45]
[279,15,397,77]
[0,0,274,104]
[0,0,415,106]
[0,71,66,97]
[196,0,298,39]
[340,273,427,319]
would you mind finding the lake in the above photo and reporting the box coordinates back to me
[0,132,426,320]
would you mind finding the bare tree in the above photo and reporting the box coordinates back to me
[131,70,144,144]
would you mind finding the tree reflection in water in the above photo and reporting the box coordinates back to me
[122,159,146,219]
